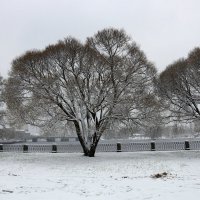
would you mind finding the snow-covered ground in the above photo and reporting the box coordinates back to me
[0,151,200,200]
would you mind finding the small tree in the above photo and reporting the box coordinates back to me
[4,28,156,156]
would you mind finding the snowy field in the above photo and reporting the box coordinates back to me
[0,151,200,200]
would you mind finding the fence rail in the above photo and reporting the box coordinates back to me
[0,140,200,153]
[154,141,185,151]
[121,142,151,152]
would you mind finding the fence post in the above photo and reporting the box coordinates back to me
[185,141,190,150]
[0,144,3,152]
[52,145,57,153]
[23,145,28,153]
[151,142,156,151]
[117,143,122,152]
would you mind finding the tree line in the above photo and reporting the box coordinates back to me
[0,28,200,156]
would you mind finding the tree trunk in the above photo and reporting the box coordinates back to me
[74,121,102,157]
[88,144,97,157]
[88,131,100,157]
[74,121,89,156]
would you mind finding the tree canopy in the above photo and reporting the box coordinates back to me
[158,47,200,122]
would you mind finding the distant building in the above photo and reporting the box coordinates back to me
[0,128,30,140]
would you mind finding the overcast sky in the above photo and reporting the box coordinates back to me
[1,0,200,77]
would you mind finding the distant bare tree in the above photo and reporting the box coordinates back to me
[158,47,200,122]
[4,28,156,156]
[0,75,6,129]
[40,119,76,137]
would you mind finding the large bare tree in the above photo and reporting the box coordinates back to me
[4,28,156,156]
[158,47,200,122]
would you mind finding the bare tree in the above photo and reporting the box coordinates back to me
[4,28,156,156]
[0,75,7,129]
[158,47,200,122]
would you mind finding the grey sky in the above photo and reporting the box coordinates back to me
[1,0,200,77]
